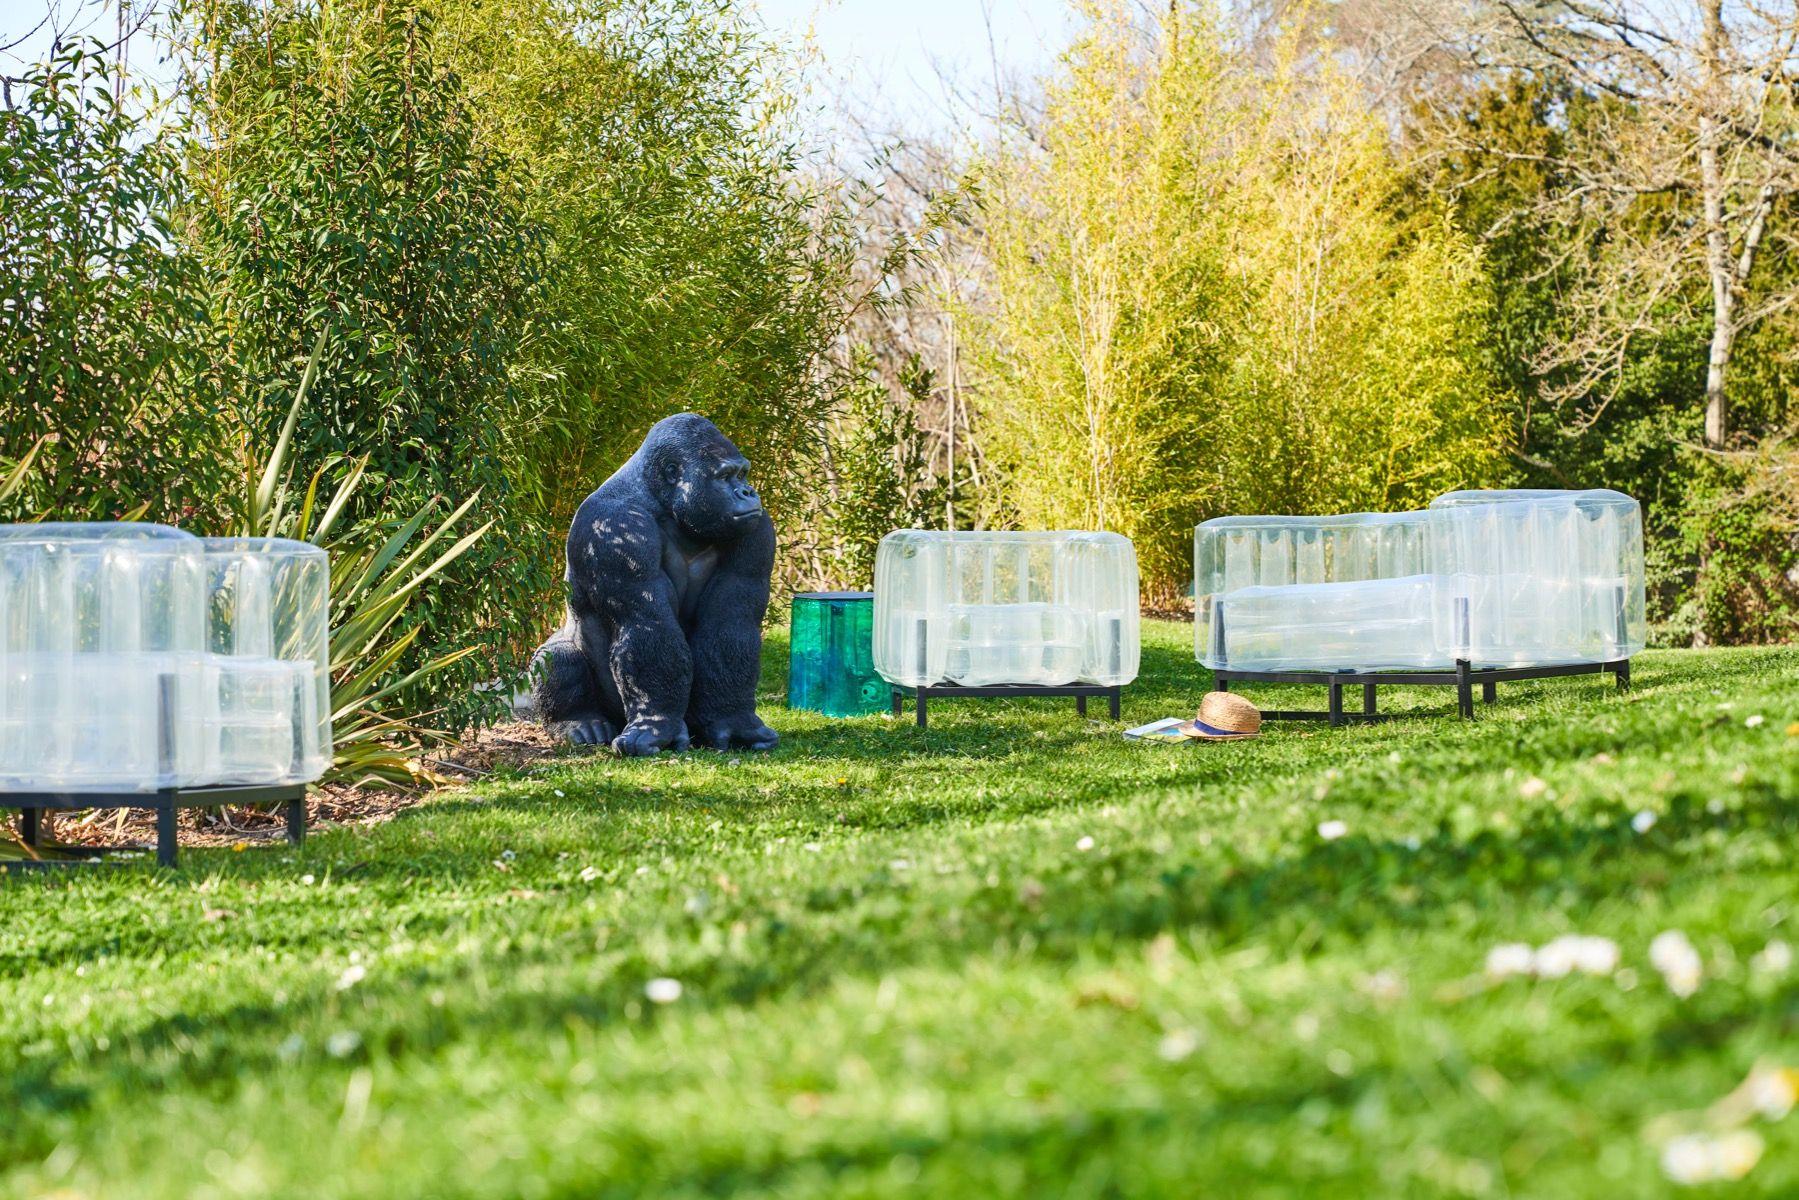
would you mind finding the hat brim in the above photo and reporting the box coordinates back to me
[1177,719,1259,741]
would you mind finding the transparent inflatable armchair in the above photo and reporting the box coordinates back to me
[873,531,1140,714]
[1194,489,1646,675]
[0,524,331,795]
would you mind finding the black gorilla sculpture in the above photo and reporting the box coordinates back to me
[529,414,779,756]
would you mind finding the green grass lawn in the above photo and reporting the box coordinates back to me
[4,621,1798,1198]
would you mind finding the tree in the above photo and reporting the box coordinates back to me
[1448,0,1799,450]
[428,0,860,557]
[963,1,1508,598]
[0,42,231,523]
[1413,76,1712,495]
[176,0,545,721]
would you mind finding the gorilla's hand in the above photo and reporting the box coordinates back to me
[611,717,691,757]
[692,713,779,753]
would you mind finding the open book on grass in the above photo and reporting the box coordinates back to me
[1122,717,1193,743]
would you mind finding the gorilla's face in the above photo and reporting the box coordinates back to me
[668,447,762,542]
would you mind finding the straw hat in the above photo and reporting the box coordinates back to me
[1179,691,1262,741]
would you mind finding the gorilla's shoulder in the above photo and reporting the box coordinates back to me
[567,498,664,577]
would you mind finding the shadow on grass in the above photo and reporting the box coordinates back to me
[2,644,1790,1131]
[5,745,1796,1152]
[4,643,1771,900]
[342,642,1765,853]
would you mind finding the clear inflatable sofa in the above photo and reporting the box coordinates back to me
[1194,490,1645,719]
[873,530,1139,725]
[0,523,330,865]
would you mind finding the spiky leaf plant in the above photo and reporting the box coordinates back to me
[244,334,494,789]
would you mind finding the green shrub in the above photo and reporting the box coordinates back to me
[429,0,858,591]
[1666,447,1799,645]
[781,352,947,592]
[177,0,548,722]
[0,44,233,524]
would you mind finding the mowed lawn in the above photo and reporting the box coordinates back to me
[3,622,1798,1198]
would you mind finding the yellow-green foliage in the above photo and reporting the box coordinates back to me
[965,2,1509,598]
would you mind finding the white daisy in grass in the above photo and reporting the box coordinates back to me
[1486,936,1618,979]
[1556,935,1620,975]
[1661,1130,1763,1185]
[1744,1065,1798,1120]
[1745,714,1765,728]
[1485,943,1536,978]
[644,977,683,1004]
[1631,810,1658,834]
[1537,935,1620,978]
[1751,940,1793,975]
[1157,1029,1201,1062]
[1651,930,1704,997]
[1075,836,1095,852]
[1317,820,1348,841]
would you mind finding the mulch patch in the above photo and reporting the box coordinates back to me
[15,722,585,853]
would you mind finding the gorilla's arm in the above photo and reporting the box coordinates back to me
[686,514,778,751]
[578,514,694,756]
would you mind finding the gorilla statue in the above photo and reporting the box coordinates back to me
[529,413,779,756]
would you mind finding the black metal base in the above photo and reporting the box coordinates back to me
[890,683,1123,729]
[3,783,308,870]
[1213,658,1630,725]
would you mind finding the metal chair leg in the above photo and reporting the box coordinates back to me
[1328,681,1344,727]
[156,798,178,868]
[1362,683,1377,716]
[1077,694,1088,717]
[19,807,40,847]
[1455,660,1474,719]
[915,688,928,730]
[1615,660,1631,691]
[1482,679,1497,704]
[286,796,306,846]
[1108,688,1121,720]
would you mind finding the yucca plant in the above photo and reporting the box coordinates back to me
[241,335,494,789]
[0,439,42,509]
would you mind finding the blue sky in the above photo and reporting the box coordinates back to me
[2,0,1071,131]
[0,0,177,89]
[751,0,1068,133]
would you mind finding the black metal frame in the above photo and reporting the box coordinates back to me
[891,683,1123,729]
[1,668,313,871]
[3,782,306,870]
[1213,658,1630,726]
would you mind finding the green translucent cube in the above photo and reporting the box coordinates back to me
[787,591,885,717]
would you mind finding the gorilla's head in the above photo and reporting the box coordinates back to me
[641,413,764,542]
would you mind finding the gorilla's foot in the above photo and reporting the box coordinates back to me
[693,713,779,753]
[611,718,690,757]
[555,715,617,747]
